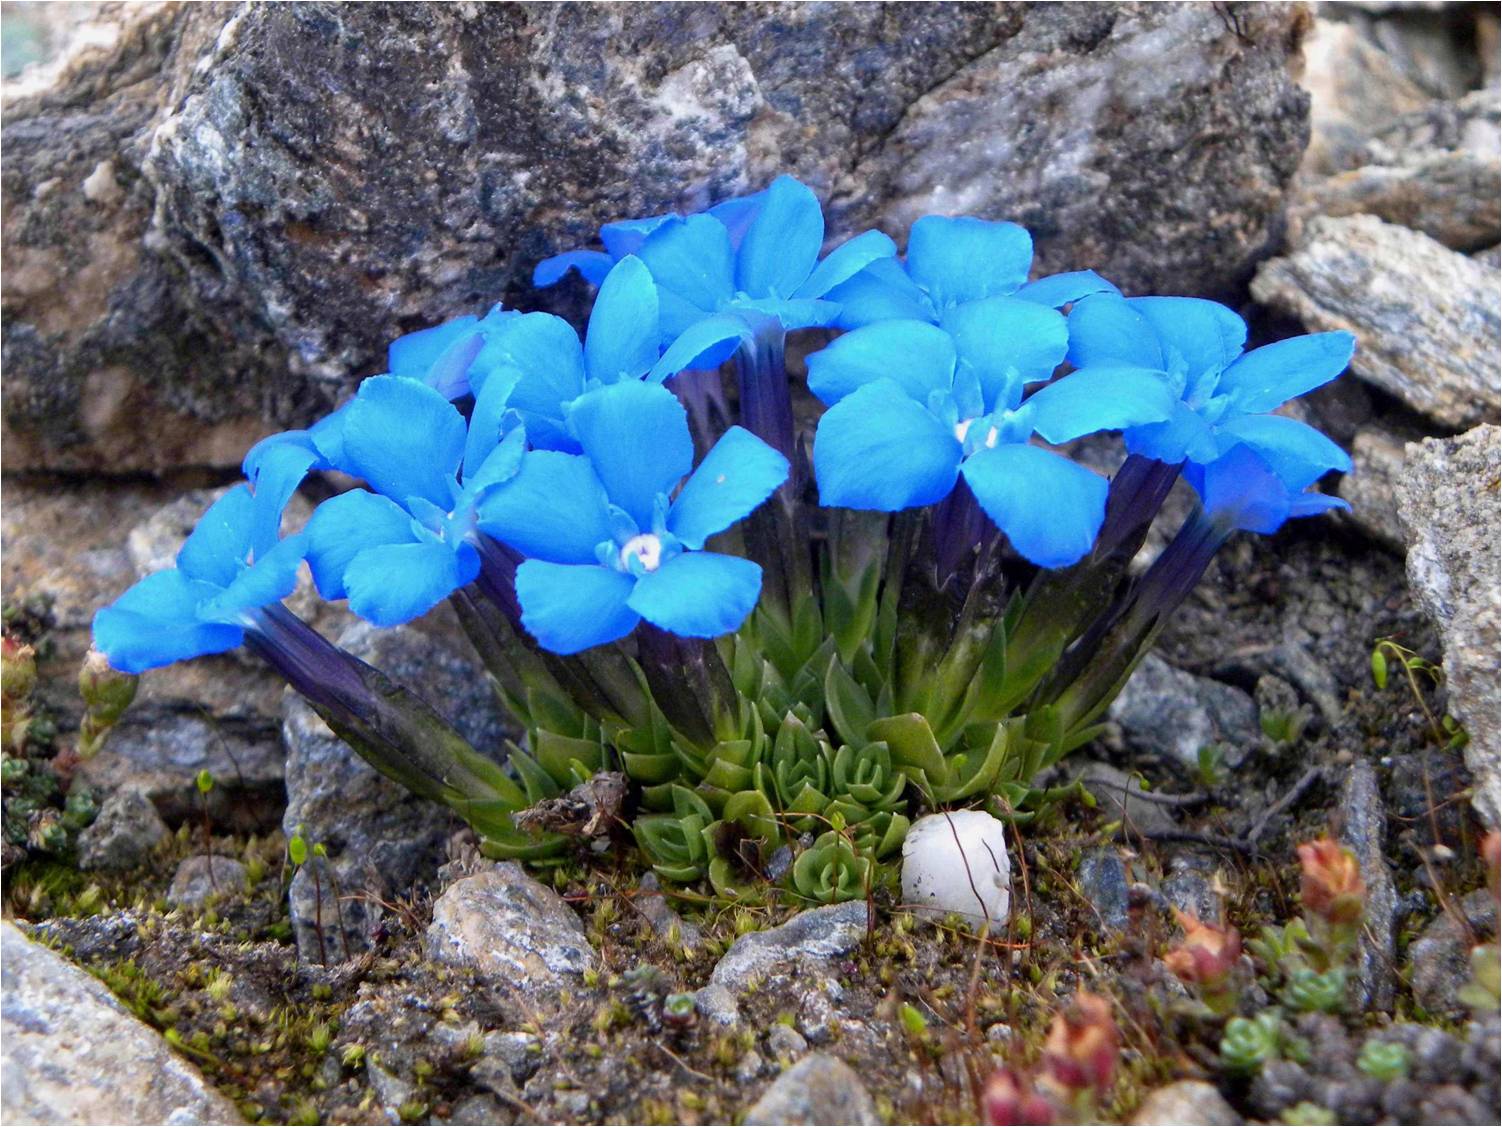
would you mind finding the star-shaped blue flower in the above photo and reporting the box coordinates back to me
[1066,294,1355,487]
[808,313,1175,568]
[824,214,1120,330]
[301,374,525,627]
[477,381,789,654]
[1189,443,1350,536]
[93,485,308,673]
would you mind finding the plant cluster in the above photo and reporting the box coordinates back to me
[92,176,1356,901]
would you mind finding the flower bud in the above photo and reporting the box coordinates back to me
[1163,910,1242,988]
[79,649,137,726]
[1039,990,1118,1101]
[982,1067,1055,1126]
[1297,836,1365,926]
[2,636,37,702]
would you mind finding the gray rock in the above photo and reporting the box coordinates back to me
[482,1030,542,1085]
[742,1052,880,1126]
[1,920,244,1125]
[447,1094,509,1125]
[2,3,1310,472]
[1337,425,1413,549]
[1301,19,1432,174]
[1077,847,1132,932]
[1405,888,1499,1016]
[76,788,168,871]
[167,854,247,909]
[426,864,596,1004]
[1393,425,1501,827]
[707,901,867,995]
[1338,759,1398,1010]
[766,1022,810,1062]
[1160,851,1225,925]
[1108,654,1261,770]
[635,872,702,950]
[1251,215,1501,429]
[366,1060,416,1120]
[1074,761,1179,836]
[735,1050,767,1084]
[282,617,516,962]
[1132,1079,1243,1125]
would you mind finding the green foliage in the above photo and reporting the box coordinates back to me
[1281,1102,1337,1126]
[1281,967,1347,1014]
[1356,1039,1410,1082]
[1219,1012,1282,1075]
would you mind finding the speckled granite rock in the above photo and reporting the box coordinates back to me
[1,920,245,1125]
[2,2,1311,472]
[1108,653,1261,770]
[742,1052,879,1126]
[1252,215,1501,428]
[1393,425,1501,827]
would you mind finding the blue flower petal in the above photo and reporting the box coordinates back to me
[941,296,1068,413]
[304,490,419,600]
[341,377,466,509]
[476,451,615,565]
[176,486,256,588]
[585,256,661,384]
[485,313,587,451]
[649,315,753,383]
[795,229,898,300]
[1023,366,1176,445]
[1187,445,1291,534]
[601,214,676,259]
[1066,294,1163,370]
[423,330,487,400]
[461,368,521,483]
[1013,270,1121,308]
[1217,331,1357,415]
[567,382,694,531]
[463,425,528,502]
[826,258,934,329]
[344,539,475,627]
[515,561,641,655]
[806,320,956,407]
[905,216,1033,307]
[243,435,321,560]
[92,571,243,674]
[736,175,825,299]
[706,191,768,249]
[533,249,614,288]
[200,533,308,621]
[961,444,1107,568]
[1126,297,1247,380]
[1125,401,1219,465]
[627,551,762,638]
[813,379,962,511]
[1214,413,1352,489]
[309,405,351,469]
[388,315,480,379]
[668,426,789,550]
[732,297,842,331]
[637,214,735,314]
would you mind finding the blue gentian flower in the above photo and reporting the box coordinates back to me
[476,381,788,654]
[808,314,1176,568]
[1188,443,1349,536]
[824,215,1119,330]
[302,374,525,627]
[1066,294,1355,486]
[93,485,308,674]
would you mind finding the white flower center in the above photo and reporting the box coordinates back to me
[955,418,1000,449]
[619,533,664,572]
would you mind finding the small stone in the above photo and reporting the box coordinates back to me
[1249,1059,1312,1120]
[735,1050,767,1083]
[707,901,867,995]
[1338,760,1398,1010]
[1393,425,1501,827]
[1160,851,1224,925]
[80,159,124,205]
[482,1030,542,1085]
[1405,889,1500,1016]
[167,854,247,909]
[1337,425,1413,549]
[797,983,840,1045]
[1075,761,1178,837]
[1252,215,1501,430]
[366,1059,415,1118]
[448,1094,508,1125]
[1301,19,1431,174]
[767,1023,809,1061]
[427,864,596,1005]
[1108,654,1260,770]
[900,810,1010,927]
[742,1052,880,1126]
[694,983,740,1028]
[76,789,168,871]
[1077,847,1132,933]
[1,921,244,1124]
[636,872,702,950]
[1132,1079,1243,1125]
